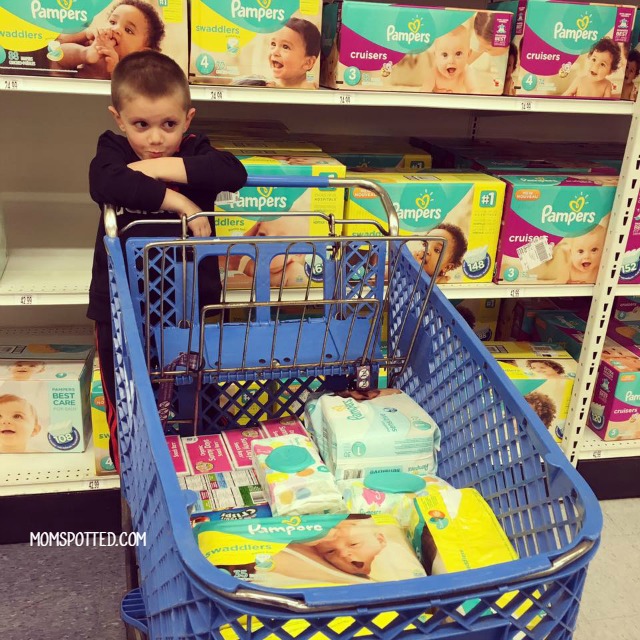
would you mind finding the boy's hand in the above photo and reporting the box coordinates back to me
[186,214,212,237]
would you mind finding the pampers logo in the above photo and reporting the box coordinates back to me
[248,517,324,536]
[387,17,431,45]
[625,391,640,402]
[554,13,598,42]
[343,398,366,421]
[395,192,442,221]
[31,0,88,22]
[233,187,288,209]
[541,193,596,224]
[231,0,286,22]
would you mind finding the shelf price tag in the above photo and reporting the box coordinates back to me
[87,480,101,490]
[509,289,520,298]
[519,100,535,111]
[1,78,23,91]
[16,294,36,305]
[209,89,227,101]
[592,450,602,459]
[337,94,354,105]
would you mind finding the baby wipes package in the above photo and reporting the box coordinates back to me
[91,368,116,475]
[321,1,513,95]
[0,352,93,454]
[313,388,441,481]
[190,0,323,89]
[0,0,188,78]
[251,432,346,516]
[344,172,506,284]
[194,513,426,586]
[341,472,452,528]
[409,487,518,575]
[451,299,501,341]
[494,175,616,285]
[494,0,635,98]
[215,153,346,289]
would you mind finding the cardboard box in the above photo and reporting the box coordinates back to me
[91,369,116,475]
[451,299,501,341]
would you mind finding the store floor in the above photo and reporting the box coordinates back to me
[0,499,637,640]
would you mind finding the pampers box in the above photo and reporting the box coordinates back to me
[321,1,513,95]
[215,154,346,289]
[494,0,635,98]
[618,195,640,284]
[344,172,506,284]
[0,351,93,454]
[451,299,501,341]
[0,0,188,78]
[494,175,616,285]
[190,0,323,89]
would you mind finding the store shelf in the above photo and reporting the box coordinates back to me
[1,75,634,115]
[0,440,120,497]
[579,430,640,460]
[0,248,92,306]
[616,284,640,297]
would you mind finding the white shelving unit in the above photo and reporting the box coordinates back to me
[2,72,640,495]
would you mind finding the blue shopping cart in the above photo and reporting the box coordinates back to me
[105,175,602,640]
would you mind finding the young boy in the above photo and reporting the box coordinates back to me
[88,50,247,471]
[563,37,621,99]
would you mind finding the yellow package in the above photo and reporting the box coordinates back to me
[344,172,505,284]
[91,369,116,475]
[220,382,273,426]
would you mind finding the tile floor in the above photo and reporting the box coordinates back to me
[0,499,636,639]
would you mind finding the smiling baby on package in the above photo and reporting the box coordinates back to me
[495,175,616,285]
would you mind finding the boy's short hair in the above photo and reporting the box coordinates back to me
[112,0,165,51]
[629,49,640,69]
[437,222,468,269]
[111,50,190,111]
[589,37,622,72]
[526,359,565,375]
[285,17,321,58]
[473,12,496,42]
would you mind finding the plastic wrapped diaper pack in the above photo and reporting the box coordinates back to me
[251,433,346,516]
[315,389,441,481]
[193,513,426,588]
[340,472,452,528]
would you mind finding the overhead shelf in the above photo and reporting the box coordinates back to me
[579,430,640,460]
[616,284,640,297]
[1,75,634,115]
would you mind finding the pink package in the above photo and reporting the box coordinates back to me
[221,427,265,469]
[606,318,640,358]
[182,435,233,475]
[261,416,308,437]
[618,195,640,284]
[166,436,189,476]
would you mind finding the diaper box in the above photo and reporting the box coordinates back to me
[533,311,587,360]
[91,369,116,475]
[484,340,575,360]
[618,196,640,284]
[493,0,635,99]
[190,0,323,89]
[496,355,577,441]
[219,381,274,426]
[215,154,346,289]
[494,175,616,285]
[613,296,640,321]
[0,353,93,454]
[496,298,559,340]
[209,138,322,154]
[621,13,640,100]
[344,172,506,284]
[588,348,640,441]
[0,206,6,281]
[451,299,501,341]
[0,343,94,360]
[194,513,426,586]
[605,317,640,359]
[321,1,513,96]
[0,0,189,78]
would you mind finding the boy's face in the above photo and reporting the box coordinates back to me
[414,230,456,277]
[587,50,613,81]
[269,26,315,85]
[9,361,45,381]
[434,31,470,78]
[108,4,150,59]
[571,229,604,273]
[315,523,385,575]
[625,60,639,84]
[0,398,40,453]
[109,92,195,160]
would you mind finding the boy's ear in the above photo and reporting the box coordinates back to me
[32,422,41,436]
[185,107,196,130]
[302,55,317,72]
[108,105,126,132]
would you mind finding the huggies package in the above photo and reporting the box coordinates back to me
[321,0,513,95]
[190,0,323,88]
[493,0,636,98]
[494,175,616,286]
[0,0,188,78]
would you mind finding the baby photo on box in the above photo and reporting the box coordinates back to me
[0,0,188,78]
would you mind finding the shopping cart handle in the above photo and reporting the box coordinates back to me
[244,175,400,236]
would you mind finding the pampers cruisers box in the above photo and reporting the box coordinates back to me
[493,0,635,98]
[321,1,513,95]
[214,154,345,289]
[0,0,189,78]
[494,175,616,285]
[344,172,505,284]
[189,0,323,89]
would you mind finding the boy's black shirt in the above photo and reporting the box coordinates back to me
[87,130,247,322]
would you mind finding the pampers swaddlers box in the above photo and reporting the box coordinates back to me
[494,175,616,285]
[494,0,635,98]
[344,172,505,284]
[0,0,188,78]
[321,1,513,95]
[190,0,323,88]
